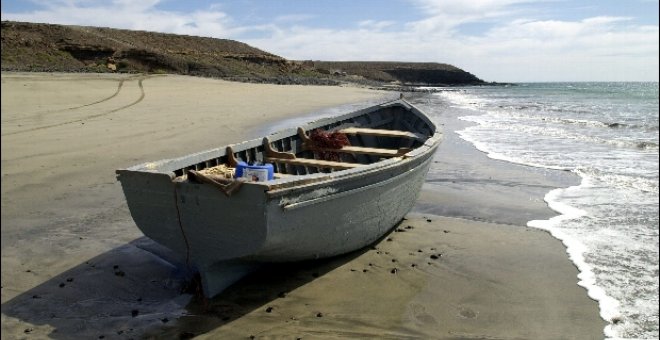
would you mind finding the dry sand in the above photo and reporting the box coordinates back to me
[1,72,605,339]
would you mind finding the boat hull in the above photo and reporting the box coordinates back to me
[257,146,435,262]
[116,98,441,296]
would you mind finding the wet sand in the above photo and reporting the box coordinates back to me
[1,73,605,339]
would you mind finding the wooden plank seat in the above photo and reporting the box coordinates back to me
[296,127,412,158]
[305,145,411,157]
[273,172,294,179]
[263,137,364,170]
[338,127,426,141]
[265,157,364,170]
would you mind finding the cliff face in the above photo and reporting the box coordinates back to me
[310,61,484,86]
[2,21,485,86]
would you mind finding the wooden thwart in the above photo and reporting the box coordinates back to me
[263,136,364,170]
[339,127,425,141]
[296,127,412,157]
[265,157,364,170]
[306,145,410,157]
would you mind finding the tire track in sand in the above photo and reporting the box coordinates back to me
[1,74,145,124]
[2,75,153,136]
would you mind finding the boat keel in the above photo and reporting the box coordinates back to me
[197,261,260,298]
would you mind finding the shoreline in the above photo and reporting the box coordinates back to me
[409,92,622,337]
[1,72,605,339]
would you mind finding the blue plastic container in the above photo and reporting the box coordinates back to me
[235,161,274,182]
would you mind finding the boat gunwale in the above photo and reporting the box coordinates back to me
[116,98,440,191]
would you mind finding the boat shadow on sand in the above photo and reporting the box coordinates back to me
[2,233,379,339]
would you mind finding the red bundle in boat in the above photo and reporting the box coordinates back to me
[309,129,350,161]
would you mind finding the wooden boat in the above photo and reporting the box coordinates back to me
[116,96,442,297]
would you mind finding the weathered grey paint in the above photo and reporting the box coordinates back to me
[116,98,442,297]
[258,152,435,261]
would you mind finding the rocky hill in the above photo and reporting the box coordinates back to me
[310,61,484,86]
[1,21,486,86]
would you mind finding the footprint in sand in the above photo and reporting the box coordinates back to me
[457,306,478,319]
[409,303,438,325]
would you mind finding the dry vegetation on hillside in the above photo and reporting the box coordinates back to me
[1,21,485,86]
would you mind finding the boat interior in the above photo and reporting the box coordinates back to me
[173,102,434,182]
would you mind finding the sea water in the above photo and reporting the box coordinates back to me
[418,83,658,339]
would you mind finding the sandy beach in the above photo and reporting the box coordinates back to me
[1,73,605,339]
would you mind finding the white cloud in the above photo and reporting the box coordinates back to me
[274,14,315,23]
[243,12,658,81]
[412,0,533,17]
[3,0,237,37]
[358,20,396,31]
[405,0,535,34]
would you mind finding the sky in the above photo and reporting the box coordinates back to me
[2,0,659,82]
